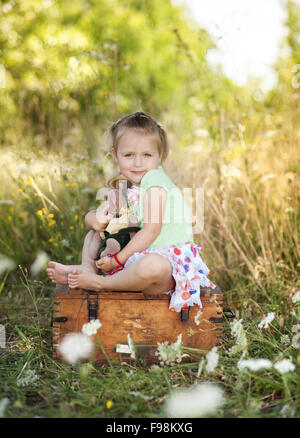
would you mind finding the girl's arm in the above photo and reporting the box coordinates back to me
[116,186,167,265]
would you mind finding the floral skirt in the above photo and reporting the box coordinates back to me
[124,241,216,312]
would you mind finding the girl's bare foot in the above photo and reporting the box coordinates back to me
[46,261,71,285]
[68,268,103,290]
[47,261,96,285]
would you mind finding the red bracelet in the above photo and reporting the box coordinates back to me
[113,253,124,267]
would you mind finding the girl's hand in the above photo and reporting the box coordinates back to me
[95,256,118,272]
[94,202,113,231]
[85,201,114,232]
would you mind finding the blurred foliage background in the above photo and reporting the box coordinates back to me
[0,0,299,296]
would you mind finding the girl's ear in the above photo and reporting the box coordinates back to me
[111,148,118,163]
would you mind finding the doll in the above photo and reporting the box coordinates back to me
[95,174,140,273]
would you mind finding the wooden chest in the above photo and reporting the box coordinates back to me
[52,285,223,365]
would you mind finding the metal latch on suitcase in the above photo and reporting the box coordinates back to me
[181,307,235,323]
[86,290,99,321]
[180,306,190,322]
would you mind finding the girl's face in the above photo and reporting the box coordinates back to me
[112,130,161,185]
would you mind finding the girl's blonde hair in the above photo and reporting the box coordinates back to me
[106,110,169,162]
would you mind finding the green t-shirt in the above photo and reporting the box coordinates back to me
[128,165,194,248]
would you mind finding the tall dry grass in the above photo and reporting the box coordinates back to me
[167,118,300,301]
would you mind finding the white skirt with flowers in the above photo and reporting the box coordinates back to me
[124,241,216,312]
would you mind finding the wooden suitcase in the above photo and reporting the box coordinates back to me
[52,285,223,365]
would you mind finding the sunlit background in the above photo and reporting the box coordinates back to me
[180,0,289,91]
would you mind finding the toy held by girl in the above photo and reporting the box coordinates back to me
[47,111,216,312]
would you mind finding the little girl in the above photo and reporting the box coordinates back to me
[48,111,216,312]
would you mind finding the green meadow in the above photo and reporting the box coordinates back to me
[0,0,299,418]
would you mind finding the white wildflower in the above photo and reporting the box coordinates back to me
[258,312,275,329]
[17,369,39,387]
[30,251,49,276]
[280,404,296,418]
[164,382,225,418]
[194,310,202,326]
[195,128,209,138]
[127,333,136,359]
[274,359,295,374]
[58,332,94,364]
[81,187,93,194]
[70,205,79,212]
[230,319,247,353]
[15,165,29,173]
[221,165,242,182]
[129,391,153,401]
[205,347,219,374]
[292,290,300,304]
[237,358,272,372]
[291,323,300,333]
[196,358,205,378]
[231,319,244,338]
[291,333,300,349]
[0,200,14,205]
[0,254,16,275]
[155,334,183,366]
[81,319,102,336]
[280,335,290,346]
[0,398,9,418]
[0,324,5,348]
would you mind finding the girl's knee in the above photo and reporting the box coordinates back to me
[137,254,171,280]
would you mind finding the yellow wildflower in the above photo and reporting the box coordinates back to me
[66,183,70,188]
[48,213,54,218]
[69,225,74,230]
[75,215,78,221]
[106,400,113,409]
[249,204,255,210]
[27,179,32,185]
[49,237,54,243]
[48,220,56,226]
[7,216,13,221]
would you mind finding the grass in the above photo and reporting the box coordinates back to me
[0,116,300,418]
[0,257,299,418]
